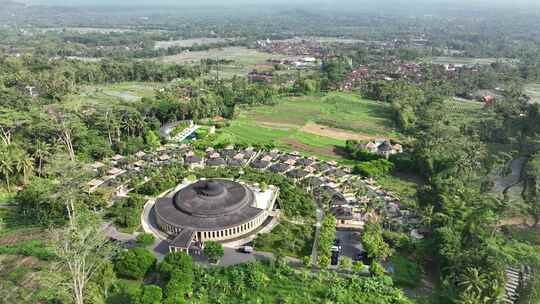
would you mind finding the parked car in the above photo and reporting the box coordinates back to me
[238,246,254,254]
[333,239,342,252]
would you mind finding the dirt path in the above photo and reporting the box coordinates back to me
[301,122,375,141]
[281,137,339,157]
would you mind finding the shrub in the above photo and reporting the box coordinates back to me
[391,255,422,288]
[203,241,224,263]
[339,256,353,270]
[0,240,55,260]
[370,262,386,277]
[389,153,418,173]
[139,285,163,304]
[114,247,156,280]
[136,233,156,247]
[353,159,394,177]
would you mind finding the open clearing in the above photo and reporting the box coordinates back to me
[428,56,514,66]
[64,82,158,110]
[215,93,399,159]
[525,83,540,104]
[154,37,234,49]
[301,122,374,141]
[156,46,282,65]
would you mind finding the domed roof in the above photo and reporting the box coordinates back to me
[154,179,262,230]
[174,179,252,217]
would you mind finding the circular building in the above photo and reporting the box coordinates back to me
[154,179,277,252]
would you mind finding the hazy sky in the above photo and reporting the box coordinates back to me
[20,0,540,8]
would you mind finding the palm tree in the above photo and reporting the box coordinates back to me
[32,140,50,176]
[458,267,488,298]
[0,149,13,189]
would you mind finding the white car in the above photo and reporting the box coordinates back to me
[239,246,254,254]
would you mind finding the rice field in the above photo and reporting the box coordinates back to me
[214,92,400,159]
[428,56,514,66]
[156,46,282,65]
[154,37,235,49]
[525,83,540,104]
[64,82,158,110]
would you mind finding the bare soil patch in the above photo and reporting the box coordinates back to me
[301,122,375,141]
[281,137,339,157]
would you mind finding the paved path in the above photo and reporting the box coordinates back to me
[494,156,528,193]
[159,121,180,138]
[310,205,324,266]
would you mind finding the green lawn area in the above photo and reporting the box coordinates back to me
[525,83,540,104]
[445,99,488,126]
[504,226,540,246]
[377,174,420,208]
[253,220,314,258]
[156,46,285,78]
[64,82,158,110]
[427,56,513,66]
[391,254,423,288]
[214,92,400,160]
[0,189,15,205]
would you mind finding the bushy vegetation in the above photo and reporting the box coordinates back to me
[254,221,314,258]
[317,215,337,268]
[114,247,156,280]
[136,233,156,247]
[353,159,395,178]
[0,240,55,260]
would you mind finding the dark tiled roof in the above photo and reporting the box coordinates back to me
[171,229,195,248]
[331,206,354,220]
[155,179,263,230]
[220,149,236,158]
[228,159,245,167]
[326,168,347,178]
[278,154,296,163]
[206,158,226,167]
[312,162,330,172]
[302,176,325,188]
[295,158,315,166]
[185,155,203,164]
[286,169,309,179]
[250,160,270,169]
[269,163,290,173]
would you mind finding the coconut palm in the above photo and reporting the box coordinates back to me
[0,148,13,189]
[32,140,51,176]
[457,267,489,298]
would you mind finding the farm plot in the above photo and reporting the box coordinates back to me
[214,92,400,159]
[428,56,514,66]
[64,82,158,110]
[154,37,235,49]
[525,83,540,104]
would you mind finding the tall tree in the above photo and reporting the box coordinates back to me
[50,203,113,304]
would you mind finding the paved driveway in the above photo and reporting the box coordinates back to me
[336,230,363,260]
